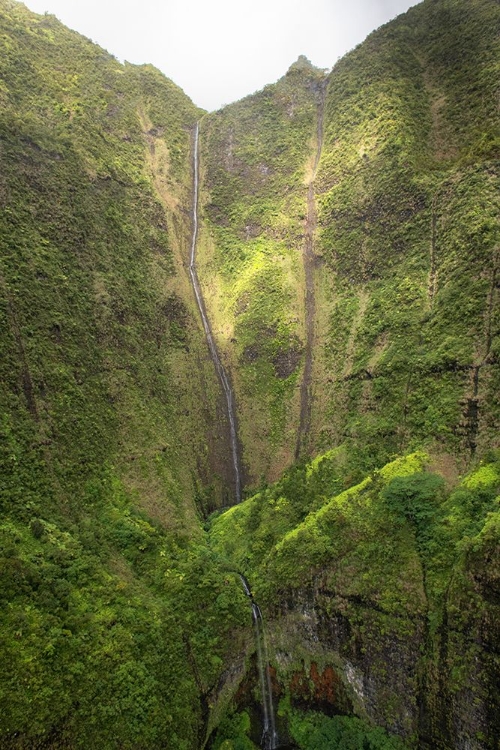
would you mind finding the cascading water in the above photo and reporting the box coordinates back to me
[189,123,242,503]
[240,576,278,750]
[191,124,277,748]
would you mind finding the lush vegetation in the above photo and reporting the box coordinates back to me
[0,492,249,748]
[199,57,326,483]
[287,709,409,750]
[210,448,500,746]
[1,0,499,747]
[314,0,500,471]
[208,705,410,750]
[0,1,246,746]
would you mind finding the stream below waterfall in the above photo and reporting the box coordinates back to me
[189,122,242,503]
[240,576,279,750]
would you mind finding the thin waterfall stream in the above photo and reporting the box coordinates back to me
[189,123,242,503]
[240,576,279,750]
[190,126,278,747]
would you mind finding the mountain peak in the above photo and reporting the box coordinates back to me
[287,54,317,73]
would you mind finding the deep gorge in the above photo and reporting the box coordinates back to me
[0,0,499,748]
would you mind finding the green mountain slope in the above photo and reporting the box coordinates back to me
[200,0,500,486]
[210,449,500,748]
[0,1,247,747]
[0,0,499,748]
[313,0,500,476]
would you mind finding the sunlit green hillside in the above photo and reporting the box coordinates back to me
[0,0,499,748]
[210,448,500,748]
[200,0,500,486]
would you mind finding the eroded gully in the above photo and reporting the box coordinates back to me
[295,81,327,460]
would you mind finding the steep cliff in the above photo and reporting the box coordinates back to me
[0,1,247,747]
[210,450,500,749]
[199,0,500,486]
[199,57,327,484]
[0,0,499,748]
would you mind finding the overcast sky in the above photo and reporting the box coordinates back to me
[23,0,419,111]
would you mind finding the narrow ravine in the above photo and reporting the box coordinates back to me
[240,576,279,750]
[189,123,242,503]
[295,80,327,460]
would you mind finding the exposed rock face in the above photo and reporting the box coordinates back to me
[267,566,499,749]
[267,585,424,742]
[288,662,353,716]
[210,448,500,749]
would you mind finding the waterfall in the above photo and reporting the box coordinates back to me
[189,123,242,503]
[240,576,278,749]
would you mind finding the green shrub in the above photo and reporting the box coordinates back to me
[289,710,409,750]
[381,472,444,543]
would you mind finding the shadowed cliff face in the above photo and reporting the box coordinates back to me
[1,0,499,748]
[0,3,248,748]
[210,449,500,749]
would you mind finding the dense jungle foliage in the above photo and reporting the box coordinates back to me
[0,0,499,748]
[0,1,247,746]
